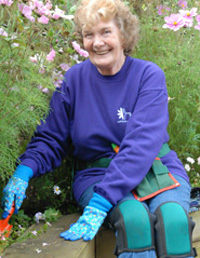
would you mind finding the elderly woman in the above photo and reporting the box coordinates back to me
[2,0,195,257]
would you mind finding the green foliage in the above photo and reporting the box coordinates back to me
[0,0,78,181]
[43,208,61,222]
[131,0,200,186]
[22,157,78,217]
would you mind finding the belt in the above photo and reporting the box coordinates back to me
[73,143,180,201]
[75,143,171,171]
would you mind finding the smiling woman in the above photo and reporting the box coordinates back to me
[82,20,126,75]
[1,0,195,257]
[74,0,139,75]
[74,0,139,56]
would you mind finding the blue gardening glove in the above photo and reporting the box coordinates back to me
[60,206,107,241]
[60,193,113,241]
[1,165,33,218]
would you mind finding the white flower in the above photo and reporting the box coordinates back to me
[185,164,191,172]
[32,230,37,236]
[197,157,200,165]
[168,96,175,101]
[46,222,52,227]
[53,185,61,195]
[18,224,23,229]
[70,54,81,64]
[34,212,45,224]
[186,157,195,164]
[42,243,50,246]
[36,249,42,254]
[29,53,42,63]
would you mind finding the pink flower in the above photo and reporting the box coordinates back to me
[30,53,40,63]
[52,71,63,87]
[179,7,198,17]
[60,63,70,71]
[163,13,185,31]
[44,1,52,11]
[179,8,198,27]
[178,0,188,9]
[194,24,200,30]
[194,15,200,30]
[34,0,52,16]
[46,49,56,61]
[51,5,74,20]
[38,85,49,94]
[39,67,45,74]
[18,3,35,22]
[0,0,13,6]
[79,49,89,58]
[38,15,49,24]
[72,41,89,58]
[1,235,6,241]
[18,3,32,16]
[156,5,171,16]
[196,15,200,23]
[0,27,8,37]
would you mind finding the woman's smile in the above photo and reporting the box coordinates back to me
[83,20,125,75]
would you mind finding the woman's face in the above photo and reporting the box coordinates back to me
[83,19,125,76]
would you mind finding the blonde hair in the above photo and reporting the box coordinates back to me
[74,0,139,55]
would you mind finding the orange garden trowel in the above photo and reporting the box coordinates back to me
[0,203,15,239]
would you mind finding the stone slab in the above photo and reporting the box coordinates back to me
[96,226,116,258]
[190,210,200,242]
[1,213,95,258]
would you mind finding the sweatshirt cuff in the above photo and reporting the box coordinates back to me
[20,158,38,176]
[88,193,113,213]
[13,165,33,182]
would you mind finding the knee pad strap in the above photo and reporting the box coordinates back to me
[154,202,196,258]
[110,199,156,256]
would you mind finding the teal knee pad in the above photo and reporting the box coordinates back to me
[154,202,196,258]
[110,200,156,256]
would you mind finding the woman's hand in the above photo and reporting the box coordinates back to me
[1,165,33,218]
[1,177,29,218]
[60,206,107,241]
[60,193,112,241]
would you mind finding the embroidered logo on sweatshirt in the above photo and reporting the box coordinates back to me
[117,107,131,123]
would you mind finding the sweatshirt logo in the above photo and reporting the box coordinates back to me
[117,107,131,123]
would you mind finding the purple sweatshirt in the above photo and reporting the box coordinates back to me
[20,56,189,205]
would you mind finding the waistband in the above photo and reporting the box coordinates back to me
[75,143,170,171]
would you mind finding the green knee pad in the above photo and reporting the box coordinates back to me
[110,199,156,256]
[154,202,196,258]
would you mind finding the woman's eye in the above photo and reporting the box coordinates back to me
[84,33,93,39]
[104,30,111,34]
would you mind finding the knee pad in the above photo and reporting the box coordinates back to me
[109,199,156,256]
[154,202,196,258]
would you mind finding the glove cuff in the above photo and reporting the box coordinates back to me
[88,193,113,213]
[13,165,33,182]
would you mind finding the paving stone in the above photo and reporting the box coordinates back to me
[190,210,200,256]
[191,210,200,242]
[1,213,94,258]
[96,226,115,258]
